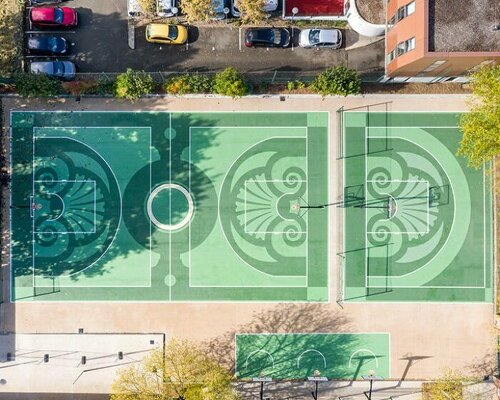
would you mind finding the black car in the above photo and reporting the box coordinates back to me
[245,28,291,48]
[27,36,68,55]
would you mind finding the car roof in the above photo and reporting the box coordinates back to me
[318,29,340,43]
[31,7,54,20]
[30,61,55,74]
[148,23,171,37]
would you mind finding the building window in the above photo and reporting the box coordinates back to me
[397,37,415,55]
[468,60,495,72]
[386,37,416,64]
[421,60,447,73]
[388,1,415,29]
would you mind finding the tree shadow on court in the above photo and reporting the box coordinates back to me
[9,112,222,299]
[203,303,389,394]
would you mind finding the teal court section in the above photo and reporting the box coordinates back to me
[342,112,493,302]
[10,112,328,302]
[235,333,390,380]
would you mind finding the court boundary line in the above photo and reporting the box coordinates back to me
[341,115,491,300]
[234,332,391,379]
[187,126,313,290]
[365,130,484,289]
[9,111,331,303]
[30,126,153,288]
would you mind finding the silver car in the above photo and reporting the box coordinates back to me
[298,29,343,49]
[30,61,76,80]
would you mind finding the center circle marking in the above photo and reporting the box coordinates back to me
[147,183,194,231]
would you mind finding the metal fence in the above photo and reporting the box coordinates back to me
[70,69,384,84]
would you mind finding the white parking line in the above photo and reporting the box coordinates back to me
[239,27,242,51]
[292,27,294,51]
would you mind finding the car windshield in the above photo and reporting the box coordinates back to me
[167,25,178,40]
[272,30,281,44]
[48,37,59,51]
[53,62,64,76]
[309,30,320,44]
[53,8,64,23]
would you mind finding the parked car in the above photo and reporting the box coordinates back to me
[157,0,177,17]
[30,61,76,80]
[212,0,230,19]
[29,7,78,28]
[245,27,291,48]
[298,29,343,49]
[145,23,188,44]
[231,0,277,17]
[27,36,68,55]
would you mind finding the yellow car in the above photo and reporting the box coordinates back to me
[145,23,188,44]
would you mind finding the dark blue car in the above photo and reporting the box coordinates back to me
[27,36,68,55]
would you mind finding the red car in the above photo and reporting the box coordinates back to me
[30,7,78,28]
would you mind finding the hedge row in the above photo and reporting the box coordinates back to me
[11,66,361,99]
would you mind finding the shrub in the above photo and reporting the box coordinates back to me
[62,79,99,96]
[164,73,213,94]
[14,73,61,98]
[287,80,306,91]
[310,66,361,96]
[180,0,212,23]
[113,69,154,100]
[235,0,266,24]
[213,67,247,97]
[138,0,156,17]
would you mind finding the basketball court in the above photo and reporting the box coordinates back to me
[235,333,390,380]
[341,111,493,303]
[10,111,329,302]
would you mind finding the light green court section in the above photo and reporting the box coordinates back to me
[235,333,390,380]
[343,112,493,303]
[10,112,329,302]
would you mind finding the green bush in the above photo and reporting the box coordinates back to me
[165,74,213,94]
[114,69,154,100]
[287,80,306,91]
[213,67,247,97]
[14,73,61,97]
[310,66,361,96]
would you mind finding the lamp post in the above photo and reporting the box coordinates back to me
[252,374,272,400]
[171,6,178,15]
[307,369,328,400]
[361,370,383,400]
[223,6,230,19]
[291,6,299,22]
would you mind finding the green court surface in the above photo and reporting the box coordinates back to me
[235,333,390,380]
[342,112,493,303]
[10,111,329,302]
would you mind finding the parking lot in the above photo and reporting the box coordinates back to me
[25,0,385,76]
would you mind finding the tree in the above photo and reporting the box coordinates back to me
[138,0,156,17]
[180,0,213,23]
[213,67,247,97]
[235,0,266,24]
[422,368,484,400]
[14,73,61,98]
[0,0,24,76]
[114,69,154,100]
[309,66,361,96]
[457,65,500,169]
[111,339,240,400]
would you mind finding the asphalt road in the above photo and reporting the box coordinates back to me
[27,0,385,76]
